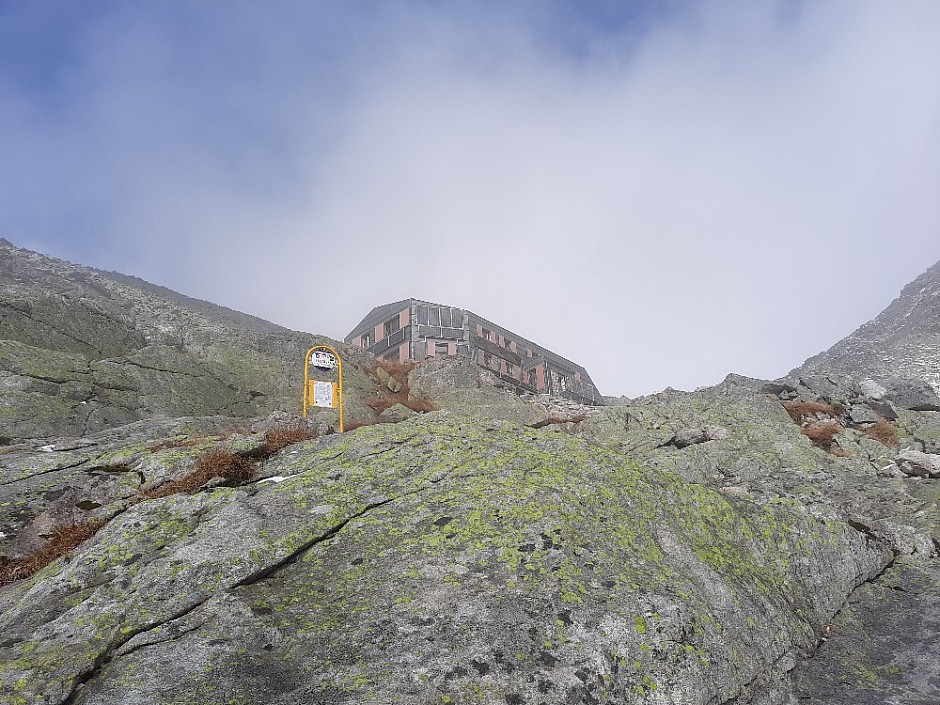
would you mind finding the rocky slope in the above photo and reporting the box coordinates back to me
[2,243,940,703]
[0,239,388,439]
[795,258,940,394]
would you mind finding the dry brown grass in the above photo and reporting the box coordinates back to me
[801,421,845,454]
[363,359,436,418]
[863,419,900,449]
[781,401,843,423]
[0,426,322,587]
[365,394,436,415]
[264,426,317,453]
[0,519,106,585]
[371,359,416,386]
[141,450,255,500]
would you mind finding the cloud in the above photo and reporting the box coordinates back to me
[1,1,939,395]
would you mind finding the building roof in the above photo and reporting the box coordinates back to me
[344,299,410,342]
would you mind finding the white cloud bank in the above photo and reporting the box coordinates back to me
[2,1,939,396]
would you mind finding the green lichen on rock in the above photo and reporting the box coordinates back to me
[0,414,889,704]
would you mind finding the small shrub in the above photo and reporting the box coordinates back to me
[863,419,900,449]
[365,396,396,414]
[142,449,254,500]
[0,519,106,585]
[370,359,415,386]
[403,395,436,414]
[781,401,842,424]
[197,450,255,482]
[264,425,317,453]
[801,421,844,453]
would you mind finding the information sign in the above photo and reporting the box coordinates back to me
[312,381,335,408]
[310,350,337,370]
[303,344,344,431]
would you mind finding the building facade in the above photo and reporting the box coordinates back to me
[345,298,601,404]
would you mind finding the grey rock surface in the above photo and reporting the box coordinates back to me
[408,356,549,425]
[794,258,940,395]
[0,239,381,439]
[0,414,891,705]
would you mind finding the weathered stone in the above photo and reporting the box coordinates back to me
[377,402,415,423]
[895,449,940,478]
[880,376,940,412]
[866,398,899,420]
[860,378,888,400]
[668,425,728,448]
[0,415,890,705]
[848,404,880,424]
[0,240,384,440]
[793,560,940,704]
[408,356,548,425]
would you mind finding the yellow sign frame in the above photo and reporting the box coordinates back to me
[303,345,344,432]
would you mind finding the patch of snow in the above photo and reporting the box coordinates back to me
[258,476,287,484]
[39,444,56,452]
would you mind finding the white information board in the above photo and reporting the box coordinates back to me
[312,381,335,408]
[310,351,337,370]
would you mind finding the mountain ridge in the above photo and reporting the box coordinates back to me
[1,239,939,703]
[794,257,940,393]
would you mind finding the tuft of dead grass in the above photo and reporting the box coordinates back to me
[141,449,255,500]
[264,425,317,453]
[371,359,415,386]
[863,419,900,449]
[363,359,437,419]
[781,401,843,424]
[801,421,846,454]
[0,519,106,585]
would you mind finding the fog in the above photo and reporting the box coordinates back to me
[2,1,939,395]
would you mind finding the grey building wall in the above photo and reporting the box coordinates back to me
[346,298,601,404]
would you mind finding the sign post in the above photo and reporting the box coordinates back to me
[303,345,344,432]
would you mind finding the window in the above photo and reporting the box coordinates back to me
[506,362,515,377]
[504,338,512,350]
[440,308,451,327]
[383,348,400,361]
[435,341,449,355]
[361,331,373,348]
[527,370,537,387]
[482,328,492,342]
[417,304,429,325]
[383,314,401,339]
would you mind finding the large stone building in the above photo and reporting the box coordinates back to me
[345,298,601,404]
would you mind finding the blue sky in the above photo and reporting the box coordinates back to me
[2,1,939,396]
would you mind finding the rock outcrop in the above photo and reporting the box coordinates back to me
[0,414,893,704]
[2,241,940,703]
[0,239,381,439]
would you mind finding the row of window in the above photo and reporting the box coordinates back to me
[416,304,463,329]
[357,313,403,349]
[480,327,536,358]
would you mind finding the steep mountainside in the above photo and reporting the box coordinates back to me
[0,239,382,439]
[1,241,939,703]
[795,258,940,393]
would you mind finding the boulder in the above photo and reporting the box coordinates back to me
[879,377,940,412]
[667,425,729,448]
[377,402,416,423]
[895,449,940,478]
